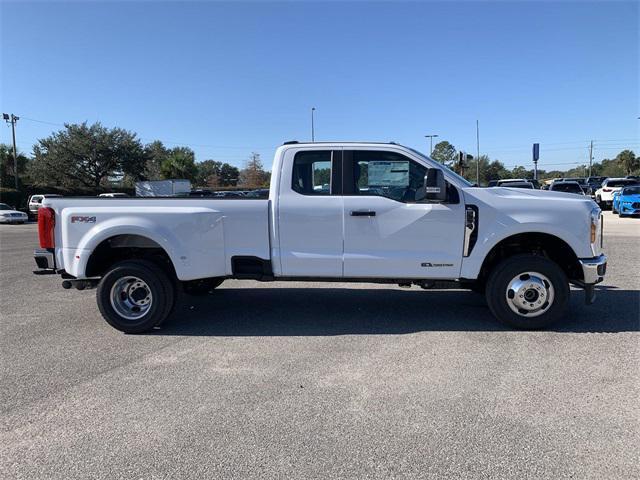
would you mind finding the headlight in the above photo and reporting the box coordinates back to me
[590,207,600,244]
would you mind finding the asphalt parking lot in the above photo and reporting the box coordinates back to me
[1,212,638,479]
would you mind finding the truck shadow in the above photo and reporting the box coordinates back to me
[152,286,639,336]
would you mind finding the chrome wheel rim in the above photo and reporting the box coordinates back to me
[505,271,554,318]
[109,276,153,321]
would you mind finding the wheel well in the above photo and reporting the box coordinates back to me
[477,233,582,285]
[85,234,177,279]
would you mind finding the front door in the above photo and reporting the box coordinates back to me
[342,149,464,279]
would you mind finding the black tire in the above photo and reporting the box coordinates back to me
[485,254,569,330]
[97,260,175,333]
[182,278,224,296]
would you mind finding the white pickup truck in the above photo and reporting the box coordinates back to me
[34,142,607,333]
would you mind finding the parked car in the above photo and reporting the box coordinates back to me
[0,202,28,224]
[244,189,270,198]
[560,177,588,193]
[595,178,640,209]
[489,178,540,189]
[586,176,607,197]
[214,191,245,198]
[98,193,129,198]
[28,194,62,219]
[549,181,585,195]
[187,189,215,197]
[612,185,640,216]
[34,141,606,334]
[499,181,534,189]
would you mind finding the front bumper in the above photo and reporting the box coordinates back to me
[620,203,640,215]
[576,254,607,305]
[579,254,607,284]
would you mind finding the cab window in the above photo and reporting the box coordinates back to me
[343,150,458,203]
[291,151,333,195]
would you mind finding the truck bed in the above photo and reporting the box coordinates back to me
[43,197,271,281]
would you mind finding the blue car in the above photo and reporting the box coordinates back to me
[612,185,640,216]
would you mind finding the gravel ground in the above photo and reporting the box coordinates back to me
[1,211,638,479]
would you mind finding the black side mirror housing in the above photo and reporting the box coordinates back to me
[424,168,447,202]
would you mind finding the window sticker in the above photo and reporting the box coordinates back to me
[367,161,409,187]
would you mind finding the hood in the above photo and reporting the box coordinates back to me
[466,186,595,204]
[620,193,640,201]
[461,187,599,221]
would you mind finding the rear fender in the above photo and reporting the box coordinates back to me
[62,211,225,280]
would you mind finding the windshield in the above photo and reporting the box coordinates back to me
[406,147,473,187]
[608,180,637,187]
[622,186,640,195]
[0,203,10,210]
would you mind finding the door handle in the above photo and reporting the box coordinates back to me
[350,210,376,217]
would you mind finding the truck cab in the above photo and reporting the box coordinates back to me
[34,142,607,333]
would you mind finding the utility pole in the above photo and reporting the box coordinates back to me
[311,107,316,142]
[588,140,594,178]
[475,120,480,186]
[2,113,20,190]
[424,134,438,155]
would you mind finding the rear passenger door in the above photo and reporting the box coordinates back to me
[276,148,344,277]
[341,149,464,279]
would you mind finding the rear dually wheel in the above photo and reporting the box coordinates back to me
[97,260,175,333]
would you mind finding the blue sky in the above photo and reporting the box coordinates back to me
[2,1,638,171]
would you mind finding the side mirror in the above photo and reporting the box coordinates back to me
[424,168,447,202]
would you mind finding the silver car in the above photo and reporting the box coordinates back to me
[0,203,28,224]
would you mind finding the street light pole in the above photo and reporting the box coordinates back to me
[424,134,438,155]
[476,120,480,186]
[3,113,20,190]
[311,107,316,142]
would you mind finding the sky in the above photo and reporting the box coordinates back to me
[1,1,638,172]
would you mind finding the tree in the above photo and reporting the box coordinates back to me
[510,166,532,179]
[219,163,240,186]
[29,122,146,189]
[144,141,170,180]
[160,147,197,181]
[239,153,269,187]
[0,143,29,188]
[431,141,457,167]
[195,159,223,187]
[616,150,638,175]
[485,160,509,183]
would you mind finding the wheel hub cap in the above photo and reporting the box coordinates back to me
[506,271,554,317]
[110,276,153,321]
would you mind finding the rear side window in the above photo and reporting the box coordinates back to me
[292,151,333,195]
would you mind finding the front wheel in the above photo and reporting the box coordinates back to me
[97,260,176,333]
[485,254,569,330]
